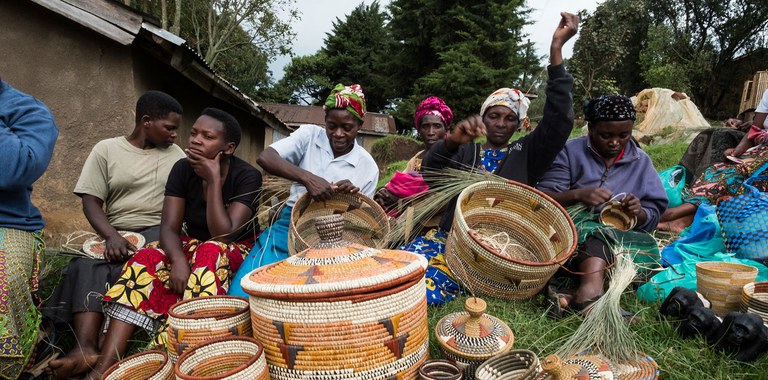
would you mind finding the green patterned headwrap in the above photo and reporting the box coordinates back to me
[323,83,366,121]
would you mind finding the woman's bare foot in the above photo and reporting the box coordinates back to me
[657,214,694,233]
[47,347,99,380]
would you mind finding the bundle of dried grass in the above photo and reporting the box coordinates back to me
[555,254,639,362]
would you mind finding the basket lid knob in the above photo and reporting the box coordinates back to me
[464,297,487,318]
[314,214,344,244]
[540,354,580,379]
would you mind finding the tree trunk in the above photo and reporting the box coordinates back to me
[160,0,168,30]
[171,0,182,35]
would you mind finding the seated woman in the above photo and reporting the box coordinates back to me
[660,89,768,232]
[374,96,452,216]
[228,84,378,297]
[422,12,577,233]
[536,95,668,318]
[83,108,262,379]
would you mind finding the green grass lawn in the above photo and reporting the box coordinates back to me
[36,131,768,379]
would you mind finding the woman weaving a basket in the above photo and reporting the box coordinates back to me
[228,84,379,297]
[84,108,262,380]
[536,95,668,319]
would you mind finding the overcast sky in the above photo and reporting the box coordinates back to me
[268,0,601,80]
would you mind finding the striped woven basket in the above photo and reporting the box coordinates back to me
[445,180,577,300]
[243,214,429,380]
[696,262,758,316]
[174,336,270,380]
[742,281,768,324]
[475,350,539,380]
[534,352,659,380]
[288,192,390,255]
[100,350,173,380]
[166,296,251,362]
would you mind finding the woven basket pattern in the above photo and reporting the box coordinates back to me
[446,181,577,300]
[418,359,462,380]
[174,336,269,380]
[696,262,758,316]
[166,296,251,362]
[288,192,390,255]
[475,349,539,380]
[534,352,659,380]
[249,280,429,379]
[741,281,768,324]
[101,350,173,380]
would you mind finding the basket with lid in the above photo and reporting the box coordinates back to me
[435,297,515,380]
[241,214,429,379]
[288,192,390,255]
[445,180,577,300]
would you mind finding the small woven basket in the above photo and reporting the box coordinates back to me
[288,192,390,255]
[534,352,659,380]
[475,350,539,380]
[174,336,269,380]
[446,180,577,299]
[419,359,462,380]
[696,262,758,316]
[100,350,173,380]
[741,281,768,324]
[166,296,251,362]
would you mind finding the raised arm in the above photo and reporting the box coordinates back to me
[257,147,335,201]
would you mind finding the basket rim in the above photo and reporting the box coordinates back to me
[289,191,391,249]
[167,295,249,320]
[174,335,264,380]
[456,180,577,266]
[695,261,760,273]
[101,349,169,380]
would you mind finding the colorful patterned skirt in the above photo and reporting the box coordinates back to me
[102,236,251,343]
[399,229,463,305]
[683,144,768,206]
[0,228,43,379]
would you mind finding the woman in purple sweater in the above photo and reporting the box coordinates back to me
[537,95,668,319]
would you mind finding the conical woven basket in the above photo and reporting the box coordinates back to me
[166,296,251,362]
[696,262,758,316]
[174,336,270,380]
[100,350,173,380]
[446,180,577,299]
[288,192,390,255]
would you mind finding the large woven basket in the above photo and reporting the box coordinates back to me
[100,350,173,380]
[174,336,269,380]
[696,262,758,316]
[741,281,768,324]
[475,349,539,380]
[446,180,577,299]
[166,296,251,362]
[288,192,390,255]
[243,214,429,380]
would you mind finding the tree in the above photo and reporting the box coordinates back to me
[268,54,332,105]
[569,0,650,104]
[641,0,768,116]
[388,0,538,124]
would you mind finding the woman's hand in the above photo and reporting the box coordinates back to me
[447,116,486,149]
[302,172,335,201]
[103,234,136,263]
[333,179,359,194]
[575,187,612,206]
[374,187,397,208]
[169,258,191,295]
[186,150,221,183]
[620,194,645,218]
[552,12,579,47]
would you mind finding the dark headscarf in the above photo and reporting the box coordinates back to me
[584,94,636,123]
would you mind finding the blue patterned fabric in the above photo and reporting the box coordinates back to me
[717,162,768,263]
[480,147,508,173]
[399,229,463,305]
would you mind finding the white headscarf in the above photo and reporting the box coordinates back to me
[480,88,530,120]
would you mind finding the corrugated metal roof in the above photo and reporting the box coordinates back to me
[260,103,396,135]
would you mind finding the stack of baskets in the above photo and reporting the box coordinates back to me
[166,296,252,361]
[100,350,173,380]
[445,180,577,299]
[742,281,768,324]
[288,192,390,255]
[242,214,429,379]
[696,262,758,316]
[174,336,270,380]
